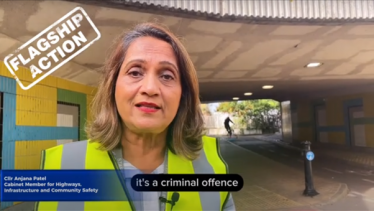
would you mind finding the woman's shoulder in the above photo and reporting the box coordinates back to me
[202,135,217,142]
[44,140,97,152]
[199,136,228,173]
[201,135,219,149]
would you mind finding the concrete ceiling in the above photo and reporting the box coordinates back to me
[1,1,374,102]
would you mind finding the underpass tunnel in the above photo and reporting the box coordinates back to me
[205,89,374,154]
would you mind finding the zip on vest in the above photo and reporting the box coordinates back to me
[110,149,169,211]
[108,151,137,211]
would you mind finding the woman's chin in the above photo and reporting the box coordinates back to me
[133,123,166,134]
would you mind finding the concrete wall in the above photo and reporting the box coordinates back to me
[292,93,374,148]
[0,61,96,208]
[281,101,292,143]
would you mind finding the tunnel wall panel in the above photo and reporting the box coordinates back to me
[296,127,313,142]
[328,132,346,145]
[292,100,313,142]
[326,98,344,126]
[0,61,97,208]
[365,125,374,147]
[291,92,374,148]
[296,101,311,123]
[363,94,374,118]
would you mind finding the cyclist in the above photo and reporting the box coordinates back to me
[224,117,234,137]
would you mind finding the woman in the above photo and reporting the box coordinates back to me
[36,23,236,211]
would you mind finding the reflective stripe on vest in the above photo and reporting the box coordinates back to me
[35,136,229,211]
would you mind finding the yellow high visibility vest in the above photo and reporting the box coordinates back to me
[35,136,229,211]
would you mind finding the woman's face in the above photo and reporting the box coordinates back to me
[115,36,182,134]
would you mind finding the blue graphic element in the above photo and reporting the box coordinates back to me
[306,151,315,161]
[1,170,136,201]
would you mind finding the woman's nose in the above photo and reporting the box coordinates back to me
[140,73,160,96]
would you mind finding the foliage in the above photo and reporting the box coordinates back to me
[247,100,281,133]
[216,101,238,113]
[216,101,253,116]
[216,99,281,133]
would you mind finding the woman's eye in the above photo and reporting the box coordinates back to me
[161,74,174,81]
[128,70,142,78]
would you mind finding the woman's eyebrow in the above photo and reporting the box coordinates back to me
[125,59,145,66]
[159,61,178,72]
[122,59,145,70]
[123,59,178,72]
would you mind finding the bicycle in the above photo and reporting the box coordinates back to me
[226,126,238,139]
[227,127,232,137]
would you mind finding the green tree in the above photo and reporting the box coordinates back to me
[216,101,238,113]
[248,99,280,133]
[216,101,253,115]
